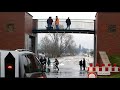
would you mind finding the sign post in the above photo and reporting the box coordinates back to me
[88,72,97,78]
[0,50,19,78]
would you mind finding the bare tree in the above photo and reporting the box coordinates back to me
[38,33,78,58]
[39,36,53,57]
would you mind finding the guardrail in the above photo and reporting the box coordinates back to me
[37,19,94,30]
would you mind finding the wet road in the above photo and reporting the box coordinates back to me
[45,55,93,78]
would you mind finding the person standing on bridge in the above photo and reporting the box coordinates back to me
[47,17,53,30]
[55,16,59,30]
[65,17,71,30]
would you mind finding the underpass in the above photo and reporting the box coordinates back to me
[45,54,94,78]
[36,19,95,78]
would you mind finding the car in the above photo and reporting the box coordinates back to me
[0,49,47,78]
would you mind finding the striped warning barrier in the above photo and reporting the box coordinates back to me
[87,63,120,75]
[110,63,120,72]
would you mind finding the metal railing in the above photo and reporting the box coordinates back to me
[37,19,94,30]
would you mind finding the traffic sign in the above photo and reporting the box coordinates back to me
[88,72,97,78]
[0,50,19,77]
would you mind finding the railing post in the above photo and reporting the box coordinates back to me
[94,20,96,67]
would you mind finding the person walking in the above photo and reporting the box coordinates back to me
[79,60,83,71]
[53,58,59,71]
[47,57,51,67]
[83,58,86,70]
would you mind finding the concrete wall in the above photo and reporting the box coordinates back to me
[33,19,38,54]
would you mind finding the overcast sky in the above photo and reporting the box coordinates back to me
[28,12,96,19]
[28,12,96,49]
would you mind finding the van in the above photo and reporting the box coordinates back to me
[0,49,47,78]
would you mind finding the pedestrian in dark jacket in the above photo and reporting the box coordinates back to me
[47,17,53,30]
[66,17,71,30]
[47,57,51,67]
[83,58,86,70]
[79,60,83,71]
[43,57,47,65]
[54,58,59,71]
[39,57,43,64]
[41,57,47,72]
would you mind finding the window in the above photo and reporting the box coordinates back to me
[22,54,42,73]
[26,54,39,73]
[108,25,116,32]
[34,56,42,72]
[22,55,30,73]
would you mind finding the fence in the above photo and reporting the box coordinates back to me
[38,19,94,30]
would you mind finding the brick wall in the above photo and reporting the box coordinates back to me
[33,19,38,30]
[0,12,25,50]
[0,12,33,50]
[24,12,33,34]
[96,12,120,62]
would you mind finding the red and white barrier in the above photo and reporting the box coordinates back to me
[87,63,120,75]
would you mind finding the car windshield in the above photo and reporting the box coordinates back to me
[25,54,42,72]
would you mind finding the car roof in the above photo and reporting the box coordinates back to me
[15,49,34,55]
[0,49,35,56]
[18,51,34,55]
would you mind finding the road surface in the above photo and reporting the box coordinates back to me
[45,54,94,78]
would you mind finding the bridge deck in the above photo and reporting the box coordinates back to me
[32,29,95,34]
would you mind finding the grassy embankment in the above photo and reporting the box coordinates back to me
[98,55,120,78]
